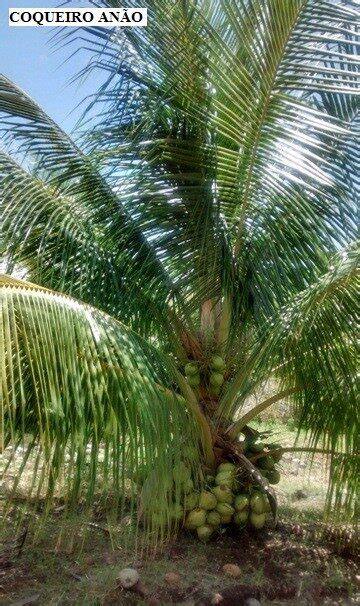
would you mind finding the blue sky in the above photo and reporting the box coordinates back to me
[0,0,101,133]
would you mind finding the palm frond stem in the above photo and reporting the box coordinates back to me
[249,447,357,464]
[175,370,215,467]
[226,387,300,439]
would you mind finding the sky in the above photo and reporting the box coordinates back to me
[0,0,102,133]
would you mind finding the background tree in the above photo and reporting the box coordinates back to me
[0,0,358,546]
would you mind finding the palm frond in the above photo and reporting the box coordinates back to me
[225,243,358,517]
[62,0,358,328]
[275,243,358,449]
[0,276,201,545]
[0,75,188,337]
[0,153,122,313]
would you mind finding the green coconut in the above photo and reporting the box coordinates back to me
[257,455,275,471]
[197,524,214,541]
[185,508,207,529]
[170,503,184,521]
[245,450,256,459]
[183,478,194,494]
[220,514,232,524]
[207,511,221,527]
[250,492,267,514]
[233,479,242,493]
[182,445,198,460]
[212,485,234,503]
[199,491,217,510]
[242,436,252,451]
[205,474,215,485]
[132,464,148,485]
[185,362,198,376]
[267,469,281,484]
[183,491,198,510]
[209,372,224,387]
[187,374,201,388]
[234,510,248,525]
[267,442,282,451]
[260,469,269,479]
[272,451,283,464]
[267,443,283,462]
[216,502,235,517]
[215,471,234,487]
[151,513,164,527]
[173,462,191,483]
[234,494,250,512]
[217,462,236,474]
[210,385,221,396]
[210,356,226,371]
[251,440,265,453]
[148,472,172,495]
[250,512,266,529]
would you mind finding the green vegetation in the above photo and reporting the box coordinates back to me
[1,428,358,604]
[0,0,358,552]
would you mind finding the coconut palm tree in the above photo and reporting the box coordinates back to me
[0,0,358,545]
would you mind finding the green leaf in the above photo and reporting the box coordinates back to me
[0,276,201,546]
[228,244,358,517]
[0,76,185,337]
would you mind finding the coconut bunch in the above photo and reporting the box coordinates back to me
[145,458,272,540]
[184,361,201,388]
[140,459,195,529]
[184,355,226,395]
[243,436,283,485]
[183,461,271,541]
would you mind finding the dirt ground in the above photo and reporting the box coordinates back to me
[1,420,359,605]
[0,519,358,605]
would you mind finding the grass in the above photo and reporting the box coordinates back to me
[0,418,358,605]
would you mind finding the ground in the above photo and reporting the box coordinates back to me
[0,420,358,605]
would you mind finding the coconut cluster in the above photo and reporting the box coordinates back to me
[184,355,226,395]
[182,461,271,541]
[144,446,280,541]
[243,436,283,484]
